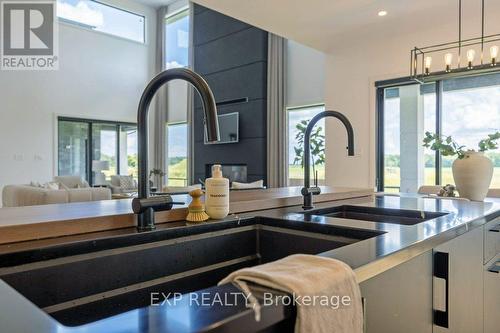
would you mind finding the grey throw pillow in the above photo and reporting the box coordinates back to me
[119,176,136,190]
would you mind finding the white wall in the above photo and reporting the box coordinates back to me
[324,13,500,188]
[0,0,156,204]
[286,40,325,107]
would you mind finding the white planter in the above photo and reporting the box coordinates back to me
[452,151,493,201]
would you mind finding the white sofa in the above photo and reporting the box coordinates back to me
[53,176,91,189]
[109,175,138,194]
[2,176,111,207]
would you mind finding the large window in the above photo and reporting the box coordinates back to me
[287,104,326,186]
[58,118,137,185]
[441,78,500,187]
[164,8,190,186]
[120,125,138,179]
[377,73,500,192]
[58,121,89,181]
[92,123,117,180]
[165,9,189,69]
[166,123,188,186]
[57,0,145,43]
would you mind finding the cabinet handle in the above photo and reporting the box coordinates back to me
[433,252,449,328]
[489,223,500,232]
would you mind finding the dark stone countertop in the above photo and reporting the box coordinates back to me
[0,194,499,332]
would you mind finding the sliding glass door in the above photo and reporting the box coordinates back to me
[377,72,500,192]
[58,120,90,180]
[92,123,118,182]
[120,125,138,180]
[57,118,137,185]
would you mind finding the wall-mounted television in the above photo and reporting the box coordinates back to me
[204,112,239,144]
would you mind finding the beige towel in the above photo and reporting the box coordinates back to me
[219,254,362,333]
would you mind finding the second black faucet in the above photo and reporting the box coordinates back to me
[301,111,355,210]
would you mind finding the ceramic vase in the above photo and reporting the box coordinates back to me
[452,151,493,201]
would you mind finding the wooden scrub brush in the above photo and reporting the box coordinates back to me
[186,188,209,222]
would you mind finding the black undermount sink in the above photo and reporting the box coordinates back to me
[307,205,448,226]
[0,217,382,327]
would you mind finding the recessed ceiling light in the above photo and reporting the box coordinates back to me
[378,10,388,17]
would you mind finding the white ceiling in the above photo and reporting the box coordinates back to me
[191,0,500,53]
[133,0,178,9]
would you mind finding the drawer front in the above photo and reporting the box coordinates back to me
[484,256,500,333]
[484,218,500,264]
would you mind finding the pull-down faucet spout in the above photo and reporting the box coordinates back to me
[301,111,354,210]
[132,68,220,232]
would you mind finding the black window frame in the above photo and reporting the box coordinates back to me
[375,72,500,192]
[57,0,146,44]
[57,117,136,185]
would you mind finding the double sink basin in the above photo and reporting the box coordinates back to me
[0,205,447,327]
[307,205,446,225]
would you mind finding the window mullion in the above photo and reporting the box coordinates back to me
[88,122,93,184]
[435,81,443,185]
[116,124,121,176]
[376,88,385,191]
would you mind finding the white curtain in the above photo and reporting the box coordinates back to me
[267,33,288,188]
[152,7,168,189]
[187,1,195,185]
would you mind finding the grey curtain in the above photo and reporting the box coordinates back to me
[153,6,168,189]
[267,33,288,188]
[187,2,195,185]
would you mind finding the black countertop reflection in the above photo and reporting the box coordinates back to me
[0,195,498,332]
[284,196,499,275]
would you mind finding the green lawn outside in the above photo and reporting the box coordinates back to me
[289,164,325,180]
[385,167,500,190]
[168,158,188,186]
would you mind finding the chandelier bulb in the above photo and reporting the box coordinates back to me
[424,56,432,74]
[467,49,476,69]
[490,45,499,66]
[444,53,453,72]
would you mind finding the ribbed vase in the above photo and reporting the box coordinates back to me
[452,151,493,201]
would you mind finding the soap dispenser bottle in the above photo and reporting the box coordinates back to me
[205,164,230,219]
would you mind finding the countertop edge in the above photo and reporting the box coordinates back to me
[0,187,373,245]
[355,209,499,283]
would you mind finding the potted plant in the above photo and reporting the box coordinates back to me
[293,119,325,180]
[149,168,166,192]
[423,131,500,201]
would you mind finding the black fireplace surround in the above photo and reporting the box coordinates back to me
[205,164,247,184]
[192,4,268,185]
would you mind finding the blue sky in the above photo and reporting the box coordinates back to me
[165,11,189,69]
[168,124,187,157]
[57,0,144,42]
